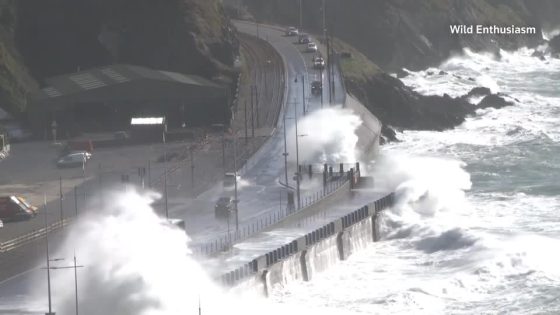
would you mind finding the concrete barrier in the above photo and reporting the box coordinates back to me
[216,192,395,295]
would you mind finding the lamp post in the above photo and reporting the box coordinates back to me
[233,129,239,233]
[43,195,55,315]
[294,99,301,209]
[282,111,289,185]
[299,0,303,31]
[163,124,168,219]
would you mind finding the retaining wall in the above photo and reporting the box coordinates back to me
[216,192,395,296]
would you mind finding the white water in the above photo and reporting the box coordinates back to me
[1,189,368,315]
[287,106,362,165]
[271,47,560,313]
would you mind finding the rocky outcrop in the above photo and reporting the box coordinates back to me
[346,73,472,131]
[346,74,514,137]
[476,94,513,109]
[240,0,555,71]
[549,34,560,55]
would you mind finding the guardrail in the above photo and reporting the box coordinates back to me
[196,162,363,256]
[193,173,350,256]
[0,218,70,253]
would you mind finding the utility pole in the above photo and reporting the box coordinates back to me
[59,176,63,225]
[330,28,336,101]
[233,129,239,233]
[282,111,289,185]
[255,86,260,128]
[294,99,301,210]
[326,36,332,104]
[43,195,55,315]
[244,101,248,144]
[190,146,195,194]
[299,0,303,31]
[74,187,78,218]
[73,255,79,315]
[250,85,255,138]
[45,254,83,315]
[322,0,327,43]
[163,128,168,219]
[320,68,324,107]
[301,74,306,115]
[221,132,226,174]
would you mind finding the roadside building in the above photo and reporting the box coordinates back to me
[29,64,230,138]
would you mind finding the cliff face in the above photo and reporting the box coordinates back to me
[16,0,238,81]
[241,0,556,71]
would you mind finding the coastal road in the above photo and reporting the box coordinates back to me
[0,21,358,313]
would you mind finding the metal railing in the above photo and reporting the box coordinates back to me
[193,173,351,256]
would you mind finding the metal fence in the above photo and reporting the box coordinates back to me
[193,171,352,256]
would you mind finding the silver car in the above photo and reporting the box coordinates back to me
[57,152,89,168]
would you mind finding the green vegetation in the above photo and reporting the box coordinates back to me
[332,38,382,84]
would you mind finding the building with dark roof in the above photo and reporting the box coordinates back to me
[30,64,230,137]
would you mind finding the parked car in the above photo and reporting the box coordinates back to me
[306,42,318,53]
[0,196,37,221]
[313,57,325,69]
[311,81,322,95]
[0,219,3,228]
[298,34,310,44]
[215,196,233,219]
[57,152,88,168]
[285,26,299,36]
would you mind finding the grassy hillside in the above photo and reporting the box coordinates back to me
[0,0,37,116]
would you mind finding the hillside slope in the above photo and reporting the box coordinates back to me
[0,0,238,119]
[0,0,37,117]
[241,0,558,71]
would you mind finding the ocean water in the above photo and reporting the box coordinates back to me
[270,48,560,314]
[2,46,559,315]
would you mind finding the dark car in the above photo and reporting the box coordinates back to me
[311,81,322,95]
[56,152,89,168]
[298,34,310,44]
[313,57,325,69]
[215,196,233,219]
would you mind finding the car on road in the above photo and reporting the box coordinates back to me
[57,151,89,168]
[215,196,233,219]
[311,80,322,95]
[223,172,240,189]
[306,42,318,53]
[298,34,310,44]
[0,196,37,221]
[0,219,3,228]
[285,27,299,36]
[313,56,325,69]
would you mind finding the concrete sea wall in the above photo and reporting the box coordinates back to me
[218,193,395,296]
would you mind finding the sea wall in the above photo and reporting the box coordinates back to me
[217,192,395,296]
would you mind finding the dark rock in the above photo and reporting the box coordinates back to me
[468,77,475,82]
[345,73,473,131]
[381,125,399,144]
[532,50,546,60]
[465,87,492,98]
[549,34,560,54]
[396,68,409,79]
[477,94,514,109]
[426,71,434,76]
[439,71,447,75]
